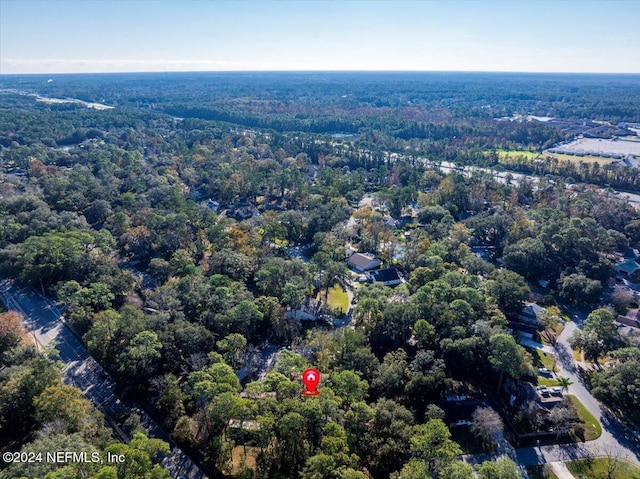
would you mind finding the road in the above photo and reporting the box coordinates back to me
[0,279,209,479]
[464,321,640,473]
[434,159,640,210]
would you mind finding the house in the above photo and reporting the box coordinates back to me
[615,259,640,277]
[205,198,220,212]
[445,398,484,428]
[284,296,323,321]
[346,253,382,272]
[367,268,402,287]
[229,205,260,221]
[622,247,639,259]
[518,303,545,324]
[616,309,640,329]
[506,380,563,428]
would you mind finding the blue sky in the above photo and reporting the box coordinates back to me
[1,0,638,74]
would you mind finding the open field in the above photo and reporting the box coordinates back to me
[567,458,640,479]
[496,148,613,166]
[496,149,541,160]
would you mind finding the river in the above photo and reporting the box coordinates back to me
[0,88,114,110]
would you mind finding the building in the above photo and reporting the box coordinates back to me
[367,268,402,286]
[284,297,323,321]
[615,259,640,277]
[617,309,640,329]
[230,205,260,221]
[346,253,382,272]
[518,303,545,324]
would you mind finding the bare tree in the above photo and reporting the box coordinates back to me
[612,289,635,315]
[470,407,504,443]
[548,406,577,439]
[598,443,629,479]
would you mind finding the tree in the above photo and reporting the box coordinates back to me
[2,432,101,479]
[486,270,529,315]
[477,456,522,479]
[390,459,429,479]
[440,461,476,479]
[557,376,573,393]
[548,405,578,438]
[412,319,435,349]
[591,352,640,423]
[34,383,94,433]
[329,370,369,406]
[569,308,624,364]
[503,237,552,279]
[539,306,562,346]
[410,419,462,474]
[0,357,59,438]
[470,407,504,443]
[598,443,630,479]
[301,423,362,479]
[559,273,602,305]
[117,330,163,382]
[276,412,310,478]
[362,398,414,479]
[489,333,526,392]
[103,432,170,479]
[611,289,635,315]
[217,333,247,370]
[0,311,25,354]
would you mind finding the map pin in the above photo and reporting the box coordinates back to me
[301,368,321,396]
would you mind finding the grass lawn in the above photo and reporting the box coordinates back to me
[496,149,541,160]
[573,349,583,362]
[525,465,559,479]
[567,458,640,479]
[537,377,562,387]
[527,347,556,371]
[565,394,602,441]
[320,284,349,315]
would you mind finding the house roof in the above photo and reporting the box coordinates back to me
[370,268,401,283]
[347,253,378,269]
[521,303,545,319]
[616,259,640,275]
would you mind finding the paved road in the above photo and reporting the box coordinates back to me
[465,321,640,471]
[0,279,209,479]
[553,322,640,466]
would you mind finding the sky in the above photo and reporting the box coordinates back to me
[1,0,639,74]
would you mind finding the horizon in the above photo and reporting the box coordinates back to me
[2,69,640,77]
[1,0,638,75]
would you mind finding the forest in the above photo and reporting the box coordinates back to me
[0,72,639,479]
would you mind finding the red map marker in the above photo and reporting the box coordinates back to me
[301,368,321,396]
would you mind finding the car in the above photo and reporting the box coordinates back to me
[550,387,563,396]
[538,368,551,376]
